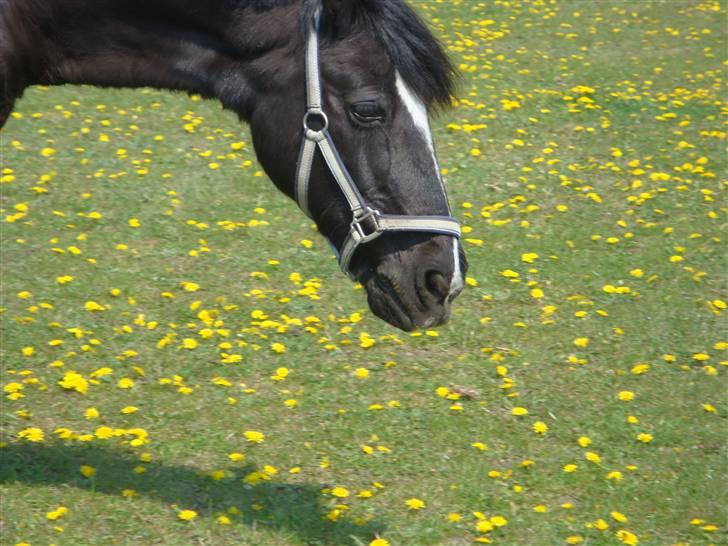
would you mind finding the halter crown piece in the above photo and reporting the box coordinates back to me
[294,7,461,279]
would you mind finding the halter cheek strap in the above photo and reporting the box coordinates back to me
[294,8,461,280]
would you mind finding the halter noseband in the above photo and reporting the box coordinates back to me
[294,8,461,279]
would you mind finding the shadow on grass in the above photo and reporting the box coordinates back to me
[0,442,384,545]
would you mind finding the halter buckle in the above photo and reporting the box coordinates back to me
[351,208,382,243]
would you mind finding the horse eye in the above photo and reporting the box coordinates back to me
[349,101,385,124]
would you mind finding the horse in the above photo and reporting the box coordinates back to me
[0,0,468,331]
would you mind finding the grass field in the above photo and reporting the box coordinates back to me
[1,1,726,545]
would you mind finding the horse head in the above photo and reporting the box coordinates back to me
[246,0,468,331]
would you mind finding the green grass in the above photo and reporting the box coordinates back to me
[1,1,726,545]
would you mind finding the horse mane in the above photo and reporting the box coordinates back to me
[301,0,455,108]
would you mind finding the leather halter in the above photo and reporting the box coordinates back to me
[294,7,461,279]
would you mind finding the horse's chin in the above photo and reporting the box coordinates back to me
[362,272,452,332]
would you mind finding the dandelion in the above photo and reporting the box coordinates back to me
[46,506,68,520]
[84,300,105,312]
[243,430,265,443]
[331,487,350,498]
[18,427,44,442]
[181,338,198,350]
[58,371,89,394]
[532,421,548,434]
[117,378,134,389]
[405,498,426,510]
[585,451,602,464]
[606,471,623,481]
[616,530,639,545]
[177,509,197,521]
[631,363,650,375]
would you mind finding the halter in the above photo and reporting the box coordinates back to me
[294,7,461,279]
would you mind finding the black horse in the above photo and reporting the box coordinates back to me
[0,0,468,331]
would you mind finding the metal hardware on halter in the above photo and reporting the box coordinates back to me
[302,109,328,132]
[350,208,382,243]
[294,6,461,279]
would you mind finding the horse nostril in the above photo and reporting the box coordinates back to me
[425,270,450,301]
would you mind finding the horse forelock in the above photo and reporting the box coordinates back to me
[300,0,455,110]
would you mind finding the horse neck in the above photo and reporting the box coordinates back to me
[2,0,301,122]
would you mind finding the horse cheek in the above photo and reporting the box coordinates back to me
[248,101,300,199]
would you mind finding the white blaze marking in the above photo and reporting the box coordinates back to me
[449,238,464,296]
[395,71,439,171]
[395,71,462,296]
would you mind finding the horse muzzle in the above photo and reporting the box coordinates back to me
[358,234,467,332]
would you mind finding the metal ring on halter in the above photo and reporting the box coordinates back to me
[303,109,329,132]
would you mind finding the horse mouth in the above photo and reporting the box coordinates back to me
[364,272,450,332]
[365,274,414,331]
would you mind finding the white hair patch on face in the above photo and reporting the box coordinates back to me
[395,71,436,155]
[449,238,464,296]
[396,71,462,297]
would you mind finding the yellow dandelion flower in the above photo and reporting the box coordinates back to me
[405,498,426,510]
[585,451,601,464]
[18,427,44,442]
[532,421,548,433]
[243,430,265,443]
[177,509,197,521]
[46,506,68,520]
